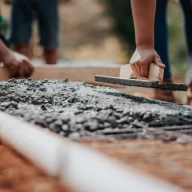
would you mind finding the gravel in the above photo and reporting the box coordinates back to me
[0,78,192,138]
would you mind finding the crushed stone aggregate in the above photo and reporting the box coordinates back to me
[0,78,192,138]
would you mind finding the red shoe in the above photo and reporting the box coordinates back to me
[150,79,177,103]
[151,89,176,103]
[184,68,192,105]
[185,84,192,105]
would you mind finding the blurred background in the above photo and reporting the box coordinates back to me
[0,0,187,78]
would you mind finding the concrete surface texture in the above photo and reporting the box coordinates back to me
[0,79,192,139]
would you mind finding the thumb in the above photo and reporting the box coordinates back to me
[154,56,165,69]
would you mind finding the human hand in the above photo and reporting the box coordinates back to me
[2,51,34,78]
[130,46,165,78]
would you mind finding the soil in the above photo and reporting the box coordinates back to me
[80,138,192,191]
[0,79,192,140]
[0,145,72,192]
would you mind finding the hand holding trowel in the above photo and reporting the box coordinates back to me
[120,63,164,82]
[95,0,188,92]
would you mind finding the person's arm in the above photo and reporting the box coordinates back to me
[59,0,71,3]
[130,0,165,78]
[0,40,34,78]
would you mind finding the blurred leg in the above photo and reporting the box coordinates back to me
[36,0,59,64]
[179,0,192,58]
[179,0,192,104]
[153,0,176,103]
[8,0,33,58]
[154,0,171,80]
[14,44,31,58]
[179,0,192,85]
[43,49,58,64]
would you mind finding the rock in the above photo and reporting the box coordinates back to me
[0,79,191,141]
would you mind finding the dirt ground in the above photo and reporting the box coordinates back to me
[0,145,73,192]
[80,138,192,191]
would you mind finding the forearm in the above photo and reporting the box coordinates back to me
[131,0,156,47]
[0,40,11,62]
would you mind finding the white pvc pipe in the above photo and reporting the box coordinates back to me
[60,143,181,192]
[0,112,63,177]
[0,112,181,192]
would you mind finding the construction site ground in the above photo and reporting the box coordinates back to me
[80,138,192,192]
[0,78,192,191]
[0,145,72,192]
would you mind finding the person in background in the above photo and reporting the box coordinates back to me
[0,39,33,77]
[5,0,70,64]
[153,0,192,103]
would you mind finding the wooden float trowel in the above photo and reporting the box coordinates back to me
[95,63,188,91]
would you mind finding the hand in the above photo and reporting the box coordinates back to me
[130,46,165,78]
[2,51,34,78]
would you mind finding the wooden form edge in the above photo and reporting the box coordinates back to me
[120,64,164,82]
[0,111,181,192]
[0,66,123,87]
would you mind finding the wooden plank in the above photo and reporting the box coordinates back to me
[0,65,122,87]
[149,63,164,82]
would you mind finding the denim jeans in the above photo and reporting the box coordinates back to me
[9,0,59,49]
[155,0,192,80]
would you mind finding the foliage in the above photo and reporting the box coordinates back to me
[103,0,135,52]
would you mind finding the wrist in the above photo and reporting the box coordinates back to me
[136,44,154,50]
[0,50,13,65]
[0,41,12,63]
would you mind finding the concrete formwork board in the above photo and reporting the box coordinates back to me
[0,65,123,87]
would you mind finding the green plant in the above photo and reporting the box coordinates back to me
[104,0,135,52]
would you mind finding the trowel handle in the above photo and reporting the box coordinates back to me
[120,63,164,82]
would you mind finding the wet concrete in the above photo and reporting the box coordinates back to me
[0,78,192,138]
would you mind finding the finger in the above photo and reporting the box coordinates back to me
[130,63,139,76]
[135,61,142,76]
[10,67,19,78]
[28,63,34,76]
[23,63,30,78]
[133,61,140,76]
[18,63,26,77]
[141,63,149,78]
[8,64,19,78]
[154,57,165,68]
[139,59,150,78]
[24,62,34,77]
[22,60,31,77]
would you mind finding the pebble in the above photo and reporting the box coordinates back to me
[0,79,191,140]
